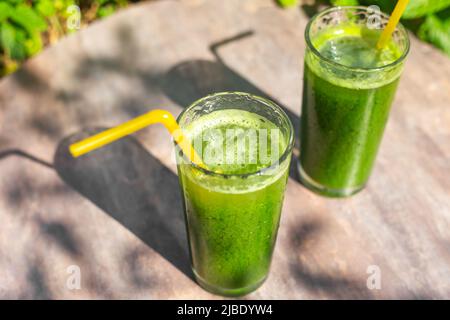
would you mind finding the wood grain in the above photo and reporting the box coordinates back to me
[0,0,449,299]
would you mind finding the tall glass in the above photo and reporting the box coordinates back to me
[299,6,410,197]
[176,92,294,296]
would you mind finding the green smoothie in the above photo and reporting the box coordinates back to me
[176,98,293,296]
[299,9,409,197]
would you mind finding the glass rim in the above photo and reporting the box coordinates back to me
[176,91,295,178]
[305,5,411,72]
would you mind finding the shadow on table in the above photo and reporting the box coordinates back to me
[287,218,376,299]
[53,129,193,280]
[287,219,436,299]
[0,149,53,169]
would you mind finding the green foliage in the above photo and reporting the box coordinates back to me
[277,0,299,8]
[0,3,46,61]
[1,22,26,60]
[0,3,14,22]
[0,0,132,76]
[36,0,57,17]
[0,0,72,75]
[95,0,129,18]
[11,4,48,33]
[331,0,359,6]
[360,0,450,19]
[403,0,450,19]
[86,1,135,22]
[418,8,450,56]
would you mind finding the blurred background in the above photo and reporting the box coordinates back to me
[0,0,448,300]
[0,0,449,77]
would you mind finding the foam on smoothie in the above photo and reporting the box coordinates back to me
[180,109,289,194]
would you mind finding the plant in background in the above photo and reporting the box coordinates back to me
[80,0,131,23]
[416,7,450,56]
[0,0,75,75]
[277,0,300,8]
[0,0,135,76]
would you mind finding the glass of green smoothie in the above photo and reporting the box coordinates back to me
[176,92,294,296]
[299,6,410,197]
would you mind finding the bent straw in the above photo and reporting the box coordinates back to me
[69,109,205,168]
[376,0,410,49]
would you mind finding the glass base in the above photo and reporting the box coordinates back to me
[193,269,267,297]
[297,161,365,198]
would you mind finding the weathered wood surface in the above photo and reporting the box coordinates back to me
[0,0,449,299]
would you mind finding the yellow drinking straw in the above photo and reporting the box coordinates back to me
[69,109,205,168]
[376,0,410,49]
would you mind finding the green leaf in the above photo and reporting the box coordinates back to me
[97,5,116,18]
[331,0,360,6]
[1,22,26,60]
[36,0,57,17]
[1,23,16,55]
[277,0,299,8]
[3,0,23,5]
[24,32,43,56]
[418,11,450,56]
[403,0,450,19]
[10,4,48,34]
[0,3,13,22]
[53,0,66,11]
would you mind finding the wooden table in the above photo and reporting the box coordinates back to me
[0,0,449,299]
